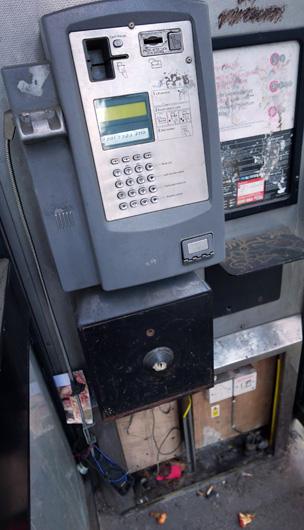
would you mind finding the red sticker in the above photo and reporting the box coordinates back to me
[237,178,265,206]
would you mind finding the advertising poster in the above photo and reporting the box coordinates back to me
[214,41,299,210]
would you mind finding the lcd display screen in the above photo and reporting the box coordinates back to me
[213,40,300,213]
[96,101,147,122]
[94,93,154,150]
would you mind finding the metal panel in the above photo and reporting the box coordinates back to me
[214,314,302,374]
[77,274,213,418]
[70,21,208,220]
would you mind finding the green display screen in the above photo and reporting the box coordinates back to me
[96,101,147,123]
[94,93,154,150]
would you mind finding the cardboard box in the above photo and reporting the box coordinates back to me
[193,357,276,448]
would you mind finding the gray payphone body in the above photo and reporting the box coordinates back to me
[3,0,224,292]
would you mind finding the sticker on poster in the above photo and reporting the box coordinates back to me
[237,178,265,206]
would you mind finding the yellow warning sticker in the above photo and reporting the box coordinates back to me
[211,404,220,418]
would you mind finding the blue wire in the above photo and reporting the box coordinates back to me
[93,445,120,466]
[92,455,105,476]
[92,447,129,484]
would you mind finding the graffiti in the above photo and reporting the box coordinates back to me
[218,5,286,29]
[237,0,257,4]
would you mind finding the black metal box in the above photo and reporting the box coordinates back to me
[76,273,213,419]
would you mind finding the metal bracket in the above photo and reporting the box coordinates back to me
[16,106,66,143]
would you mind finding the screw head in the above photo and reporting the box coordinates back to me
[128,21,135,29]
[186,56,192,64]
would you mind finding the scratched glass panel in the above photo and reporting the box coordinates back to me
[214,41,299,211]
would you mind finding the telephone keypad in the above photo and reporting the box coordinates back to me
[112,152,158,211]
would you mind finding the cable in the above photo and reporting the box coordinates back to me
[151,408,182,459]
[270,356,282,447]
[91,445,129,484]
[4,118,94,447]
[183,396,192,418]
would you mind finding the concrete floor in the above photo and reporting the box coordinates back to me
[100,420,304,530]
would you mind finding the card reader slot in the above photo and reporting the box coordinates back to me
[143,35,163,46]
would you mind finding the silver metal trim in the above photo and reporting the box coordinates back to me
[214,315,303,374]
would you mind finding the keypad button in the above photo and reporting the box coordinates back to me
[130,200,138,208]
[133,154,142,161]
[126,178,135,186]
[135,164,144,173]
[128,189,136,197]
[115,180,124,188]
[144,152,152,159]
[117,191,126,199]
[119,202,128,210]
[140,198,149,206]
[149,185,157,193]
[145,163,153,171]
[151,196,159,204]
[111,158,120,165]
[113,169,122,177]
[137,176,145,185]
[124,166,133,175]
[122,156,130,163]
[147,174,155,182]
[138,187,147,195]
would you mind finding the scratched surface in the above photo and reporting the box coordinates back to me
[221,130,293,210]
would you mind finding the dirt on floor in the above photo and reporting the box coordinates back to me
[99,420,304,530]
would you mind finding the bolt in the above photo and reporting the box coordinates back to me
[128,21,135,29]
[146,328,155,337]
[186,56,192,64]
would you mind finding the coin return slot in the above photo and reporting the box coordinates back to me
[84,37,115,81]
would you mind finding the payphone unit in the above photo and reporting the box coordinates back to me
[2,0,224,416]
[3,0,224,292]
